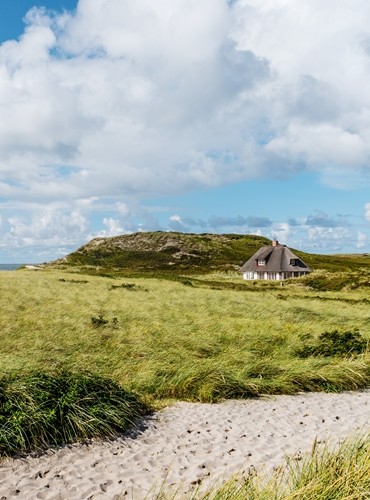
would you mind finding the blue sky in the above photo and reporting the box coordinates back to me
[0,0,370,262]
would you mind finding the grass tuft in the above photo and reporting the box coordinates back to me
[198,434,370,499]
[0,371,149,457]
[297,329,368,358]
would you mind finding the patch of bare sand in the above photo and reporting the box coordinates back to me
[0,390,369,499]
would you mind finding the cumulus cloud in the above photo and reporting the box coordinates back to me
[0,208,88,252]
[271,223,291,244]
[3,0,370,203]
[365,203,370,222]
[168,215,187,232]
[2,0,370,257]
[305,211,338,228]
[0,0,274,214]
[97,218,125,237]
[356,232,367,249]
[306,226,352,251]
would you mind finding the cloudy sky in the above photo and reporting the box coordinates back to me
[1,0,370,262]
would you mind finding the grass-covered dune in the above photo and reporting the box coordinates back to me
[51,231,270,274]
[0,371,148,457]
[1,269,369,405]
[48,231,370,276]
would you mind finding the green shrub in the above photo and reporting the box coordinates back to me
[0,371,149,456]
[297,329,368,358]
[91,314,109,327]
[109,282,148,291]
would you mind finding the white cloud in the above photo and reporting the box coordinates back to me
[0,208,88,251]
[0,0,270,208]
[266,122,367,168]
[365,203,370,222]
[2,0,370,199]
[168,214,188,232]
[270,223,291,243]
[2,0,370,257]
[97,217,125,237]
[306,226,352,250]
[356,232,367,248]
[116,202,130,218]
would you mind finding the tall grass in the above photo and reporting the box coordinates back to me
[0,269,369,402]
[198,434,370,499]
[0,371,148,457]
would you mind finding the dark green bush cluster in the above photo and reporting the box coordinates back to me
[91,314,110,327]
[300,270,370,291]
[109,282,148,291]
[277,293,370,305]
[0,371,148,456]
[276,293,287,300]
[91,315,119,327]
[59,278,89,284]
[298,329,368,358]
[179,279,194,287]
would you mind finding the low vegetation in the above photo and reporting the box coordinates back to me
[0,268,369,405]
[198,434,370,499]
[1,232,370,459]
[48,231,370,278]
[297,329,368,358]
[52,232,271,275]
[0,371,148,457]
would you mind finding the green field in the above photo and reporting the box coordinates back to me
[1,268,369,403]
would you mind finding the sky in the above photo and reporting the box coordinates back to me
[1,0,370,262]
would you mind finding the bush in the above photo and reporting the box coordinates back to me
[109,282,148,291]
[91,314,109,327]
[297,329,368,358]
[0,371,149,456]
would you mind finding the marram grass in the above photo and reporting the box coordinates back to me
[0,371,149,457]
[195,434,370,500]
[0,269,369,403]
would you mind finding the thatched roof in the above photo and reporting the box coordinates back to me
[240,242,311,273]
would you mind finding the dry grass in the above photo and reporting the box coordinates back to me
[197,434,370,499]
[0,269,369,403]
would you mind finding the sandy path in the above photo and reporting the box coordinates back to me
[0,390,369,499]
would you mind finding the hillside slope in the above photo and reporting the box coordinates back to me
[51,231,370,276]
[53,232,270,273]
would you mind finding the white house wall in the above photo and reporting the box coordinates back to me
[242,271,308,281]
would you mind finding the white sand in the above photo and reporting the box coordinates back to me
[0,390,369,499]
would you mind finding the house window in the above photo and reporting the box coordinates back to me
[257,259,266,266]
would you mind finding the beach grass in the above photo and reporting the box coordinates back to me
[0,268,369,404]
[0,371,149,457]
[197,434,370,499]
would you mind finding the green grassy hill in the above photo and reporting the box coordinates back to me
[50,231,370,278]
[52,232,270,274]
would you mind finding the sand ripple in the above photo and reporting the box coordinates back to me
[0,390,369,499]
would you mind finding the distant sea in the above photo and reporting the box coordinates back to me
[0,264,25,271]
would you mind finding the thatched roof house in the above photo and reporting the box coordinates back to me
[240,240,311,280]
